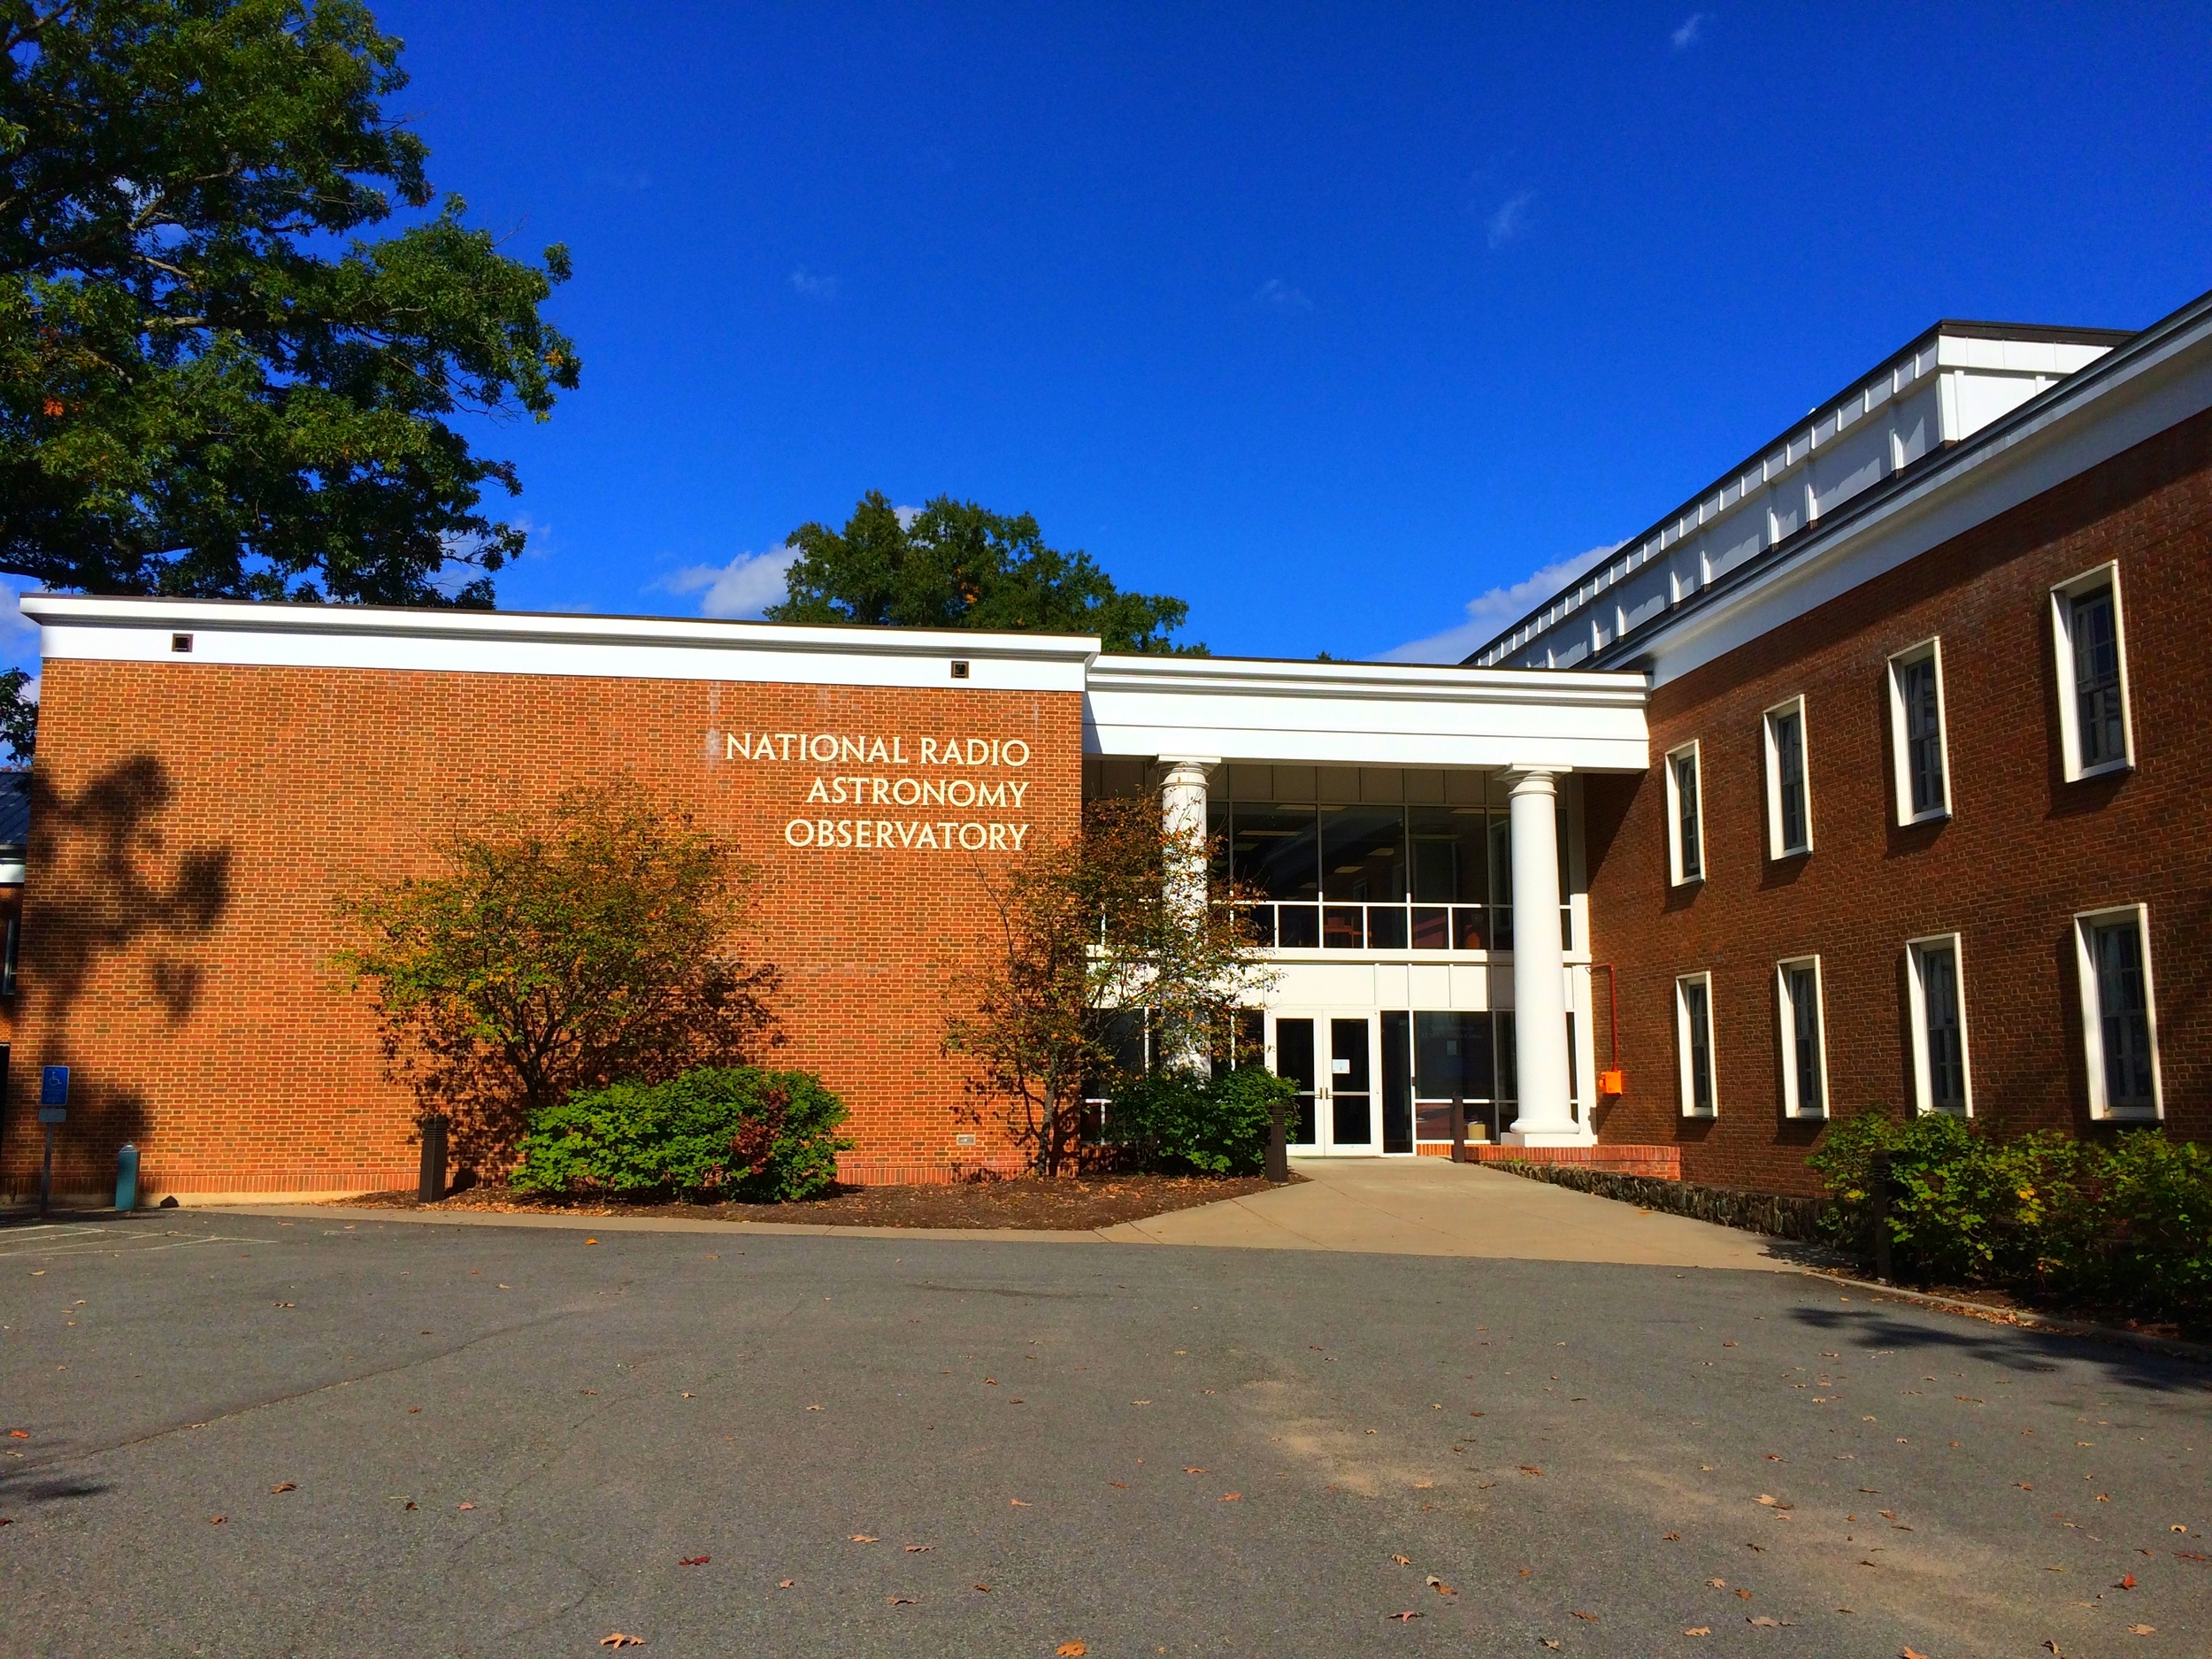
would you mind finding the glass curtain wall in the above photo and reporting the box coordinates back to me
[1209,766,1572,952]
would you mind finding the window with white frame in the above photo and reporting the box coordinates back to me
[1664,741,1704,885]
[1775,956,1827,1118]
[2051,565,2133,780]
[1763,696,1812,857]
[2073,905,2162,1118]
[1905,934,1971,1116]
[1675,972,1717,1117]
[1886,641,1951,823]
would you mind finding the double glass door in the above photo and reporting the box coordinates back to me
[1272,1012,1388,1155]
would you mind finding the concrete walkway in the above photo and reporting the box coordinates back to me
[1098,1156,1817,1269]
[209,1157,1814,1271]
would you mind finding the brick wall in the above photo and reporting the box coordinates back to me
[0,666,1080,1200]
[1586,407,2212,1195]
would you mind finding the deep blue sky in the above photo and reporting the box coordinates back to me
[17,3,2212,671]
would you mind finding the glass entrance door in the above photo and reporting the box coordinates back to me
[1270,1011,1385,1154]
[1275,1017,1318,1148]
[1328,1017,1375,1150]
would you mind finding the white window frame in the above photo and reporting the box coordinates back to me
[1886,639,1952,825]
[2050,562,2135,782]
[1761,695,1813,859]
[1675,972,1717,1118]
[1664,740,1705,887]
[1905,933,1973,1118]
[1774,956,1829,1119]
[2072,903,2163,1119]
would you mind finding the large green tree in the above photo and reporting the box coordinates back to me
[766,490,1201,654]
[0,0,578,605]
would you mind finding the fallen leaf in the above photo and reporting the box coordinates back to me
[849,1534,879,1543]
[403,1502,417,1511]
[2130,1626,2155,1636]
[585,1239,599,1246]
[597,1638,641,1649]
[1385,1611,1422,1622]
[2173,1524,2191,1533]
[209,1515,227,1525]
[1010,1499,1030,1508]
[1426,1576,1455,1595]
[1221,1493,1240,1502]
[1518,1465,1543,1477]
[904,1543,933,1553]
[1109,1481,1128,1489]
[1184,1466,1205,1474]
[1468,1410,1485,1417]
[973,1583,991,1593]
[1684,1629,1711,1638]
[2116,1574,2136,1588]
[887,1596,915,1605]
[1708,1578,1726,1588]
[805,1405,823,1412]
[1540,1641,1562,1651]
[680,1555,708,1566]
[1413,1480,1434,1490]
[1571,1609,1596,1620]
[1056,1643,1087,1656]
[1391,1554,1412,1565]
[777,1579,794,1588]
[458,1502,475,1511]
[5,1432,26,1440]
[1663,1532,1680,1540]
[1132,1399,1151,1405]
[1736,1589,1753,1601]
[269,1483,296,1494]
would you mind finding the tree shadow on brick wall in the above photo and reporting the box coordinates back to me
[7,757,232,1185]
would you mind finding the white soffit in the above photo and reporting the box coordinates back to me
[1084,653,1649,771]
[22,595,1100,695]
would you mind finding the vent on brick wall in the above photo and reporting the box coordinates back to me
[171,633,193,654]
[949,660,970,680]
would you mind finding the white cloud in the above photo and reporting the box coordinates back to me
[1486,191,1534,250]
[1671,12,1709,50]
[1379,542,1620,664]
[1254,277,1312,311]
[789,266,840,299]
[660,545,802,619]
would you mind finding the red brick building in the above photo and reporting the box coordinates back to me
[1477,290,2212,1193]
[5,288,2208,1205]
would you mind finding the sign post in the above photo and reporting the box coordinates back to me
[37,1066,68,1217]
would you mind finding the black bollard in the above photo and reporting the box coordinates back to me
[1869,1149,1893,1283]
[1449,1093,1466,1164]
[1265,1101,1290,1185]
[418,1114,449,1203]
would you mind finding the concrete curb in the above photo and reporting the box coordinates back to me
[1798,1267,2211,1365]
[207,1201,1111,1245]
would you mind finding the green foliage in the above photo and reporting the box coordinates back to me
[942,796,1278,1174]
[0,0,579,603]
[510,1066,851,1203]
[0,666,32,762]
[1809,1109,2212,1324]
[767,491,1200,655]
[334,780,776,1165]
[1102,1064,1297,1177]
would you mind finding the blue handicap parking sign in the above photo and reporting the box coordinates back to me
[40,1065,69,1107]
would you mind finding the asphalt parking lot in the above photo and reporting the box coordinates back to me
[1,1210,2206,1658]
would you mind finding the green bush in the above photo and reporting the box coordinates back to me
[1103,1064,1297,1176]
[510,1066,851,1202]
[1809,1109,2212,1325]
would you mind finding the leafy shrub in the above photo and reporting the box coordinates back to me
[1810,1109,2212,1325]
[1103,1065,1298,1176]
[510,1066,850,1202]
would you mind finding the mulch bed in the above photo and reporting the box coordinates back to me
[336,1171,1294,1231]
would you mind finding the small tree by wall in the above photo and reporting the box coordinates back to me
[334,780,778,1167]
[945,795,1276,1175]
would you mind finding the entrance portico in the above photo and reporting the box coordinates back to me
[1083,652,1648,1153]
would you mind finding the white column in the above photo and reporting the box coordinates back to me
[1502,767,1585,1145]
[1157,757,1218,1072]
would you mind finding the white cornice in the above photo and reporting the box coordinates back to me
[22,594,1101,695]
[1089,651,1647,709]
